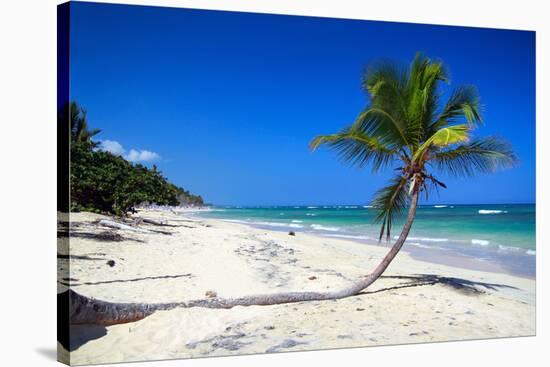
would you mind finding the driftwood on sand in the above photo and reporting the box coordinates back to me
[141,218,168,226]
[139,217,181,228]
[98,219,151,233]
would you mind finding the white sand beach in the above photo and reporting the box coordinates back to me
[58,209,535,365]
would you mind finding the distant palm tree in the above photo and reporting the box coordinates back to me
[66,54,519,324]
[59,101,101,145]
[310,53,517,286]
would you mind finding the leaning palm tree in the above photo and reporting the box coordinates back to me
[310,52,517,285]
[63,54,517,326]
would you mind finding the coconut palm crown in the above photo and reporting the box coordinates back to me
[311,53,517,241]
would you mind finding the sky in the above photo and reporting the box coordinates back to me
[69,2,536,206]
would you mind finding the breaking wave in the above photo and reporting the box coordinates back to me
[478,210,507,214]
[311,224,341,232]
[471,239,490,246]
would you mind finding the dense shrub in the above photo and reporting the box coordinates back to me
[65,102,203,215]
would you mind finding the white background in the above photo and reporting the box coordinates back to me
[0,0,547,365]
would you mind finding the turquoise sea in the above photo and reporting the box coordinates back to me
[195,204,536,278]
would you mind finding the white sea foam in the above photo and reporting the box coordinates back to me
[526,249,536,256]
[362,205,373,208]
[311,224,341,232]
[498,245,523,252]
[257,221,288,227]
[409,242,432,249]
[224,219,304,230]
[223,219,249,224]
[471,239,490,246]
[478,209,507,214]
[255,221,304,229]
[307,206,318,209]
[433,205,448,208]
[398,236,449,243]
[323,234,370,241]
[305,213,317,216]
[289,223,304,228]
[291,220,303,223]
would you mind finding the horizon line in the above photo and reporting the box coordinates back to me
[207,202,536,207]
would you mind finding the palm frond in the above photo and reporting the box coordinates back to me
[408,53,449,85]
[88,128,102,138]
[405,55,448,146]
[310,125,398,171]
[360,61,410,150]
[362,59,407,97]
[413,124,470,162]
[370,175,409,241]
[430,136,518,177]
[428,125,470,146]
[429,85,482,133]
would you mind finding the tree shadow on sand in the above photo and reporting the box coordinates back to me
[57,253,106,261]
[57,230,145,243]
[360,274,518,296]
[58,291,108,352]
[67,324,108,352]
[58,273,193,287]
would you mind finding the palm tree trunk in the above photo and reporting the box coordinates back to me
[64,189,420,325]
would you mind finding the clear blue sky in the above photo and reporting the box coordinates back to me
[69,2,536,206]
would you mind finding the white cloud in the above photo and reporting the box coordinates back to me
[96,140,161,163]
[97,140,125,156]
[124,149,161,163]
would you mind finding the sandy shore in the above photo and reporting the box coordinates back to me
[58,209,536,365]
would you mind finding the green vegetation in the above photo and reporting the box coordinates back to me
[63,102,204,215]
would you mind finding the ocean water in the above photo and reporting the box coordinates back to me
[195,204,536,278]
